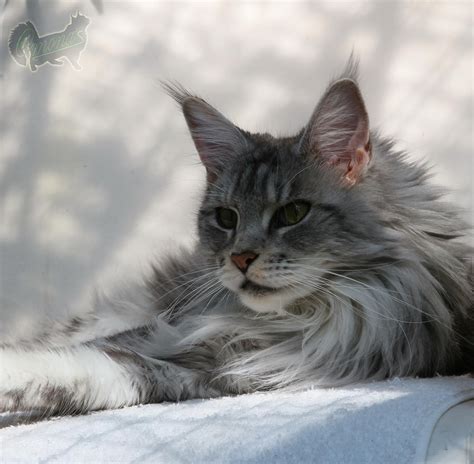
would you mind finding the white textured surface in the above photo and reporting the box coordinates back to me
[1,377,473,464]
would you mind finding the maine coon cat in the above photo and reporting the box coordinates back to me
[1,62,473,417]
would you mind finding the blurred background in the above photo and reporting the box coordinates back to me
[0,1,472,335]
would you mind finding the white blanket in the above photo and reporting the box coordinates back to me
[1,376,473,463]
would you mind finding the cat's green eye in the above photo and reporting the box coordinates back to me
[216,207,238,229]
[273,201,310,228]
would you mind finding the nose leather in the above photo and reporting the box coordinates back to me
[231,251,258,273]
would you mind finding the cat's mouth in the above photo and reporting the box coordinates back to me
[240,279,281,296]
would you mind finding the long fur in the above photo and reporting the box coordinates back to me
[1,62,472,419]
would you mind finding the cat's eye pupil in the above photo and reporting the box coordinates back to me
[273,201,310,228]
[216,207,238,229]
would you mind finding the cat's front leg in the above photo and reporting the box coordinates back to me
[0,345,219,417]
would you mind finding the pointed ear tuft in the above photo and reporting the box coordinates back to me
[339,52,360,82]
[162,81,250,182]
[300,77,371,187]
[161,80,195,106]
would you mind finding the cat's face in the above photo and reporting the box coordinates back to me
[197,135,378,313]
[166,74,379,313]
[198,138,329,312]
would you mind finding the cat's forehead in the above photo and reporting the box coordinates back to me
[216,137,310,205]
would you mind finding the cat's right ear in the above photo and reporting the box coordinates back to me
[299,77,372,187]
[163,82,250,182]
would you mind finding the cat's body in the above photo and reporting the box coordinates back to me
[1,63,472,417]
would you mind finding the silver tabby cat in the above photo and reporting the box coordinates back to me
[1,62,473,417]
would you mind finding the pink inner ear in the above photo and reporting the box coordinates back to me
[343,120,371,186]
[323,123,371,187]
[344,145,371,186]
[303,78,371,187]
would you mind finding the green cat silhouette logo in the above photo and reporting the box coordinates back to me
[8,12,90,72]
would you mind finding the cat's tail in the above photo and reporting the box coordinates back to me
[8,21,38,66]
[0,342,215,418]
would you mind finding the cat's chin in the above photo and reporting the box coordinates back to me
[220,276,307,314]
[238,289,296,314]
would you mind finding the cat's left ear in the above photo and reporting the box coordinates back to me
[299,78,371,187]
[163,82,250,183]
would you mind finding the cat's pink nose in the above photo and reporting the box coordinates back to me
[231,251,258,274]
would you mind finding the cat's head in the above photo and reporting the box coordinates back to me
[70,12,90,28]
[166,66,388,314]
